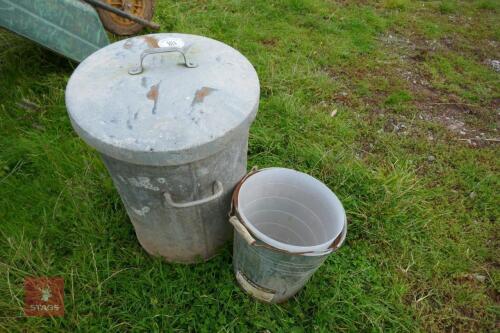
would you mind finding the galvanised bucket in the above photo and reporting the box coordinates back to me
[66,33,260,263]
[230,168,347,303]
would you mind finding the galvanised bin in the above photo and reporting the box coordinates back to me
[65,33,260,263]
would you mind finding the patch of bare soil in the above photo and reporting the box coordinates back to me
[260,38,279,48]
[325,31,499,148]
[380,33,499,147]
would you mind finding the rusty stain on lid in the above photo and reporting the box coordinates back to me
[191,87,217,106]
[143,36,159,48]
[147,83,161,114]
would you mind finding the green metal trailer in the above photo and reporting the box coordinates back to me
[0,0,157,62]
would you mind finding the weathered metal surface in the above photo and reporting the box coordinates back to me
[65,33,260,263]
[0,0,109,62]
[102,133,248,263]
[66,33,260,166]
[233,231,330,303]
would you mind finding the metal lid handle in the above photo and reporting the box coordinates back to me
[129,45,197,75]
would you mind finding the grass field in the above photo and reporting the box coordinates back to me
[0,0,498,331]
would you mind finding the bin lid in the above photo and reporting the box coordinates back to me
[65,33,259,166]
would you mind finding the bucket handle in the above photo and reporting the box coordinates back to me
[128,44,197,75]
[229,213,347,255]
[236,270,276,303]
[163,181,223,208]
[229,216,256,245]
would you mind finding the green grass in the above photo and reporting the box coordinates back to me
[0,0,498,332]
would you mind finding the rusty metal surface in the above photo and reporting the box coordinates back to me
[0,0,109,62]
[143,35,159,48]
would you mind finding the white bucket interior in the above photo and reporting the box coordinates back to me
[237,168,345,253]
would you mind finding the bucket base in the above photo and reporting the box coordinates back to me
[232,232,328,303]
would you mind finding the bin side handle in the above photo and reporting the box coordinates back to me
[129,44,197,75]
[163,181,223,208]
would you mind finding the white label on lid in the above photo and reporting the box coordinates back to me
[158,38,185,49]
